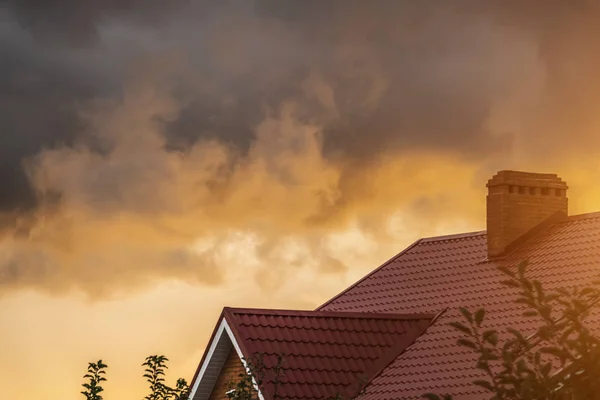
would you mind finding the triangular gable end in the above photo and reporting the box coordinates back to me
[188,317,264,400]
[189,307,436,400]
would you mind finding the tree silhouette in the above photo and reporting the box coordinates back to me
[424,261,600,400]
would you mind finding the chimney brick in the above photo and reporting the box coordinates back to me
[486,170,568,258]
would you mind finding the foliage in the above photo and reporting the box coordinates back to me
[79,355,189,400]
[225,353,284,400]
[81,360,108,400]
[169,378,191,400]
[423,260,600,400]
[79,351,362,400]
[143,355,170,400]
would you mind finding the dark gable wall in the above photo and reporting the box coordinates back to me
[208,348,251,400]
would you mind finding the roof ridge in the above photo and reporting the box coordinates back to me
[565,210,600,222]
[225,307,435,321]
[315,238,424,311]
[364,211,599,247]
[420,230,486,243]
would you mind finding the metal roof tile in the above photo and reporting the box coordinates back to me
[219,308,432,400]
[317,212,600,398]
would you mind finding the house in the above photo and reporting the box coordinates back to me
[186,170,600,399]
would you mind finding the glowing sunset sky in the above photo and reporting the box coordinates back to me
[2,1,600,399]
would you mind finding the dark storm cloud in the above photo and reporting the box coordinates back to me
[1,0,189,45]
[0,22,85,210]
[2,0,600,214]
[4,0,600,297]
[162,1,523,160]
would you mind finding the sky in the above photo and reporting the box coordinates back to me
[2,1,600,399]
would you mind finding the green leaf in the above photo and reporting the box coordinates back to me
[522,278,534,292]
[497,266,515,277]
[480,348,500,361]
[537,325,553,340]
[580,287,598,298]
[539,346,570,363]
[473,380,494,391]
[541,362,552,377]
[449,322,472,335]
[533,280,544,299]
[474,309,485,327]
[516,359,529,374]
[483,330,499,346]
[517,260,528,277]
[500,279,521,289]
[457,338,478,350]
[459,307,473,324]
[545,294,560,302]
[476,360,491,372]
[507,328,529,346]
[559,327,576,343]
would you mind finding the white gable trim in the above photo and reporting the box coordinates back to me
[223,320,266,400]
[188,319,227,400]
[188,319,265,400]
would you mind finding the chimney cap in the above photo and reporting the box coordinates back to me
[487,170,568,190]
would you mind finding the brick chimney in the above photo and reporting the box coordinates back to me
[486,170,568,258]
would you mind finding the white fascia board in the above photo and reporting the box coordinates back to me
[187,319,227,400]
[223,319,266,400]
[187,319,265,400]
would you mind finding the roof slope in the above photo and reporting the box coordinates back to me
[223,308,434,400]
[318,212,600,399]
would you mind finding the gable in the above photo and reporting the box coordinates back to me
[188,317,262,400]
[189,318,233,400]
[208,347,247,400]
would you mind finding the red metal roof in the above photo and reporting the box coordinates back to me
[317,212,600,399]
[222,308,435,400]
